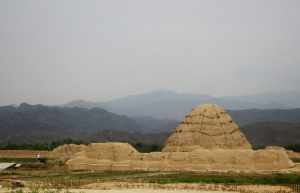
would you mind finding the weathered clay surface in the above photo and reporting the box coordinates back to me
[51,144,87,160]
[66,144,294,171]
[163,104,252,152]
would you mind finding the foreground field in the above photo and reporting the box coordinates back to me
[1,155,300,193]
[75,190,231,193]
[1,168,300,193]
[0,188,232,193]
[2,167,300,185]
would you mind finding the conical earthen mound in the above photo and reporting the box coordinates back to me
[162,104,252,152]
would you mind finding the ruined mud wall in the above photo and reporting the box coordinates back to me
[55,104,295,172]
[64,143,294,171]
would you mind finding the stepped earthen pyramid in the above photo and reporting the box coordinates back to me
[163,104,252,152]
[52,104,295,172]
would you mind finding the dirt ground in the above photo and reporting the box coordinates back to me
[72,189,234,193]
[0,150,50,158]
[0,188,234,193]
[82,182,294,193]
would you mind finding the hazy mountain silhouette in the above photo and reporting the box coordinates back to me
[65,90,300,120]
[241,122,300,147]
[0,103,140,143]
[228,108,300,126]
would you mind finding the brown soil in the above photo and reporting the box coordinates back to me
[0,150,50,158]
[82,182,294,193]
[0,187,232,193]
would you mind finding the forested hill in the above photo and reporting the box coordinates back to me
[228,109,300,126]
[241,122,300,147]
[0,103,141,143]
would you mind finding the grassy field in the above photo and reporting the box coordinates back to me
[291,158,300,163]
[143,172,300,185]
[0,157,40,163]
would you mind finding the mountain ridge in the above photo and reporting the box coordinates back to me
[0,103,141,143]
[0,103,300,147]
[64,90,300,120]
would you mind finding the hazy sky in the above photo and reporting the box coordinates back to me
[0,0,299,105]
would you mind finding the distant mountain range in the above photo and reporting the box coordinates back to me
[1,90,300,147]
[228,109,300,126]
[242,122,300,147]
[0,103,140,144]
[64,90,300,120]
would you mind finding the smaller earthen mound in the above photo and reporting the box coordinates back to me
[286,150,300,160]
[66,143,138,171]
[163,104,252,152]
[51,144,87,160]
[265,146,300,161]
[78,142,138,161]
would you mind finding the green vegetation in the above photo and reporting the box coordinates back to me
[252,145,266,150]
[132,142,162,153]
[0,157,40,163]
[0,140,162,153]
[0,139,87,151]
[0,157,55,171]
[291,158,300,163]
[2,169,300,186]
[143,173,300,185]
[285,144,300,152]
